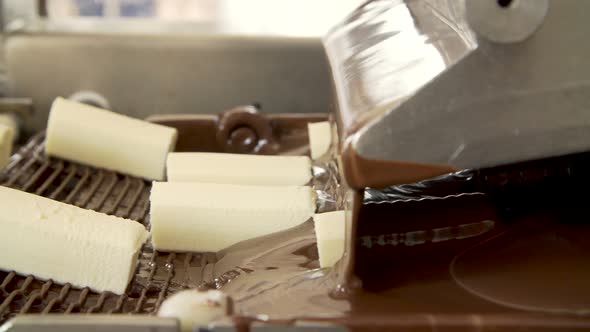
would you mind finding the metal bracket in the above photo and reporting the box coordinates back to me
[0,315,179,332]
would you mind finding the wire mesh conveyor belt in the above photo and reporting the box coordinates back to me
[0,133,214,323]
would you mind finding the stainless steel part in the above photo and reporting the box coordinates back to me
[1,315,349,332]
[0,315,179,332]
[5,33,330,139]
[67,91,111,110]
[466,0,549,43]
[1,1,330,139]
[325,0,590,173]
[0,98,32,116]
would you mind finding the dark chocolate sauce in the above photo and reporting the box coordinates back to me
[147,111,328,156]
[147,113,590,329]
[186,152,590,331]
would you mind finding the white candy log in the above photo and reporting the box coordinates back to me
[166,152,312,186]
[0,185,149,294]
[313,210,346,268]
[150,182,316,252]
[307,121,332,160]
[45,97,178,180]
[0,123,14,168]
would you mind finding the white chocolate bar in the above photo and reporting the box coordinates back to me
[45,97,178,180]
[158,290,228,332]
[313,210,346,268]
[0,185,149,294]
[150,182,316,252]
[307,121,332,160]
[166,152,312,186]
[0,123,14,168]
[0,113,18,142]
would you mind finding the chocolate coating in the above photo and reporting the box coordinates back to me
[146,111,327,155]
[204,152,590,330]
[144,113,590,329]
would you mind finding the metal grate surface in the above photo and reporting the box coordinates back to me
[0,134,213,323]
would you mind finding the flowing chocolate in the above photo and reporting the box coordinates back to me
[206,152,590,330]
[2,122,590,331]
[147,110,327,155]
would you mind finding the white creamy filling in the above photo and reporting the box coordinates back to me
[45,97,178,181]
[0,123,14,169]
[0,185,149,294]
[166,152,312,186]
[307,121,332,160]
[313,210,346,268]
[150,182,316,252]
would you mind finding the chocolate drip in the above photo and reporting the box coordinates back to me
[211,152,590,330]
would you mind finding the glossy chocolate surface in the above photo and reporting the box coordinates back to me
[147,107,327,155]
[3,114,588,331]
[139,134,589,330]
[194,180,590,331]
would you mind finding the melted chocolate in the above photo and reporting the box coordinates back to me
[452,220,590,315]
[4,113,589,330]
[131,157,585,331]
[174,152,590,331]
[341,143,458,190]
[19,115,590,330]
[147,110,328,155]
[181,199,589,331]
[105,113,590,330]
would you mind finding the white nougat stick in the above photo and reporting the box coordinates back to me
[45,97,178,180]
[150,182,316,252]
[307,121,332,160]
[313,210,346,268]
[0,114,18,142]
[0,185,149,294]
[166,152,312,186]
[0,123,14,168]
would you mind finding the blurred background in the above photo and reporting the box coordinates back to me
[45,0,363,36]
[0,0,364,139]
